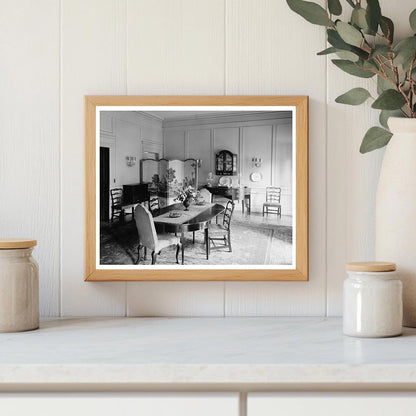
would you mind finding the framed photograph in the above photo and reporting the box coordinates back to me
[85,96,308,281]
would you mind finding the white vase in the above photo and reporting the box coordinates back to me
[376,117,416,327]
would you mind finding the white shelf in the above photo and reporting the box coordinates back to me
[1,317,416,386]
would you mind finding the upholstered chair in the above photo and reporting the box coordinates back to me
[134,204,182,265]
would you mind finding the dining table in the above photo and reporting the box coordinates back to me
[153,202,225,264]
[206,186,251,214]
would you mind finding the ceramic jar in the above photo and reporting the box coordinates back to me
[343,262,402,338]
[0,239,39,332]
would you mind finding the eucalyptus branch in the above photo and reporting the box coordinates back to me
[374,56,385,73]
[362,36,373,52]
[378,64,401,90]
[390,58,400,85]
[287,0,416,152]
[397,82,413,117]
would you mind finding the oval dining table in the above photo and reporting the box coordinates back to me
[152,202,225,265]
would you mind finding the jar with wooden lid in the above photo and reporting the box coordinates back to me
[0,239,39,332]
[343,262,402,338]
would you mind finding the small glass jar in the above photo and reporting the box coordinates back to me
[343,262,402,338]
[0,239,39,332]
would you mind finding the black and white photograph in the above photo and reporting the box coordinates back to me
[98,107,295,268]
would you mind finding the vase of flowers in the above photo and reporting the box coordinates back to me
[175,186,197,211]
[287,0,416,325]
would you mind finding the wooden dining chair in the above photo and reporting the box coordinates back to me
[262,187,281,218]
[149,194,160,216]
[207,201,235,252]
[134,204,183,265]
[110,188,135,223]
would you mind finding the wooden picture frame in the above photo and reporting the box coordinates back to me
[85,96,308,281]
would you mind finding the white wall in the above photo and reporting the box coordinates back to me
[100,112,163,188]
[1,0,414,317]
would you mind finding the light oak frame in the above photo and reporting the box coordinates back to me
[85,96,309,281]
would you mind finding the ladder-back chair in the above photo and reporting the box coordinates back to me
[262,187,281,218]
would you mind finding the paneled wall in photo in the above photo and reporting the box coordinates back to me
[163,112,293,215]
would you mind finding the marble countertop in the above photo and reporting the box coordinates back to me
[1,317,416,387]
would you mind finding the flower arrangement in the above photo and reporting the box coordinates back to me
[286,0,416,153]
[174,185,198,203]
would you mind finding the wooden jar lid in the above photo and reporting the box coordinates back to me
[0,239,37,249]
[346,261,396,272]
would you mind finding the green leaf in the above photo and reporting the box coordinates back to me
[350,46,369,60]
[372,89,407,110]
[380,16,394,43]
[363,59,379,72]
[317,47,337,55]
[335,50,359,62]
[360,127,392,153]
[317,46,359,61]
[335,88,371,105]
[393,36,416,66]
[370,45,391,58]
[332,59,375,78]
[403,56,415,73]
[327,28,350,49]
[410,9,416,32]
[336,21,363,47]
[351,7,369,31]
[366,0,382,33]
[328,0,342,16]
[287,0,334,26]
[377,75,394,94]
[327,29,368,59]
[379,110,402,129]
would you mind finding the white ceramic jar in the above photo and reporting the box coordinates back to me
[343,262,402,338]
[0,239,39,332]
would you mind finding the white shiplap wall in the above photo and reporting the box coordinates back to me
[1,0,414,317]
[0,0,60,317]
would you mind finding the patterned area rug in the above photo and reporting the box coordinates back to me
[100,213,292,266]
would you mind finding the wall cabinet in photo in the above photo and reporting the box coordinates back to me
[85,96,308,281]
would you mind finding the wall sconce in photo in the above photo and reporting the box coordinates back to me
[252,157,262,168]
[126,156,136,167]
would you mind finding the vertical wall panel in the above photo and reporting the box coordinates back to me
[242,125,273,188]
[0,0,60,316]
[127,282,225,316]
[115,120,141,185]
[188,129,212,185]
[326,0,416,315]
[224,0,327,315]
[214,128,240,156]
[61,0,127,316]
[126,0,226,94]
[164,130,186,160]
[125,0,226,317]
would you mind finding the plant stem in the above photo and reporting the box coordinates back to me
[408,57,416,117]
